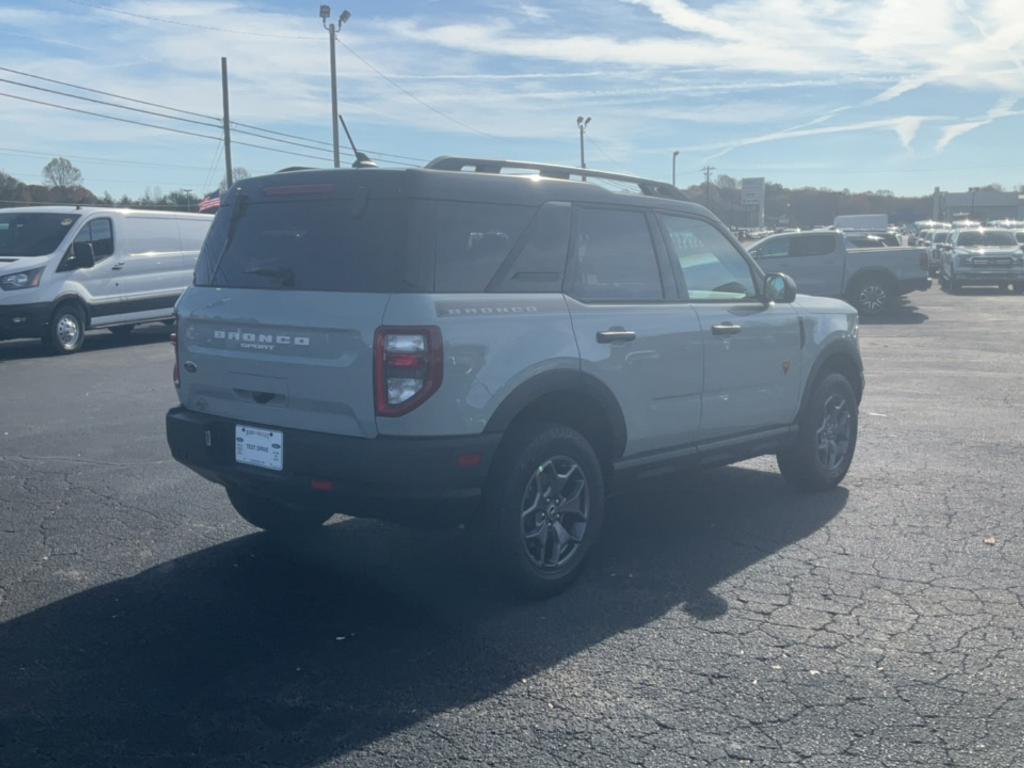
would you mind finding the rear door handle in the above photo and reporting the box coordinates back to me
[111,261,126,270]
[596,329,637,344]
[711,322,742,336]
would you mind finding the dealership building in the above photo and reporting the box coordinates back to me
[932,187,1024,222]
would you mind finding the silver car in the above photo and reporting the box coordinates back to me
[166,158,864,595]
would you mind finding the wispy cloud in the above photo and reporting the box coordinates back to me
[937,96,1023,150]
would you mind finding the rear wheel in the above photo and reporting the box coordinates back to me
[109,325,134,339]
[777,372,858,491]
[46,303,86,354]
[478,423,605,597]
[226,486,333,534]
[848,275,894,316]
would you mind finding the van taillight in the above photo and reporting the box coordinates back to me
[171,332,180,388]
[374,327,443,417]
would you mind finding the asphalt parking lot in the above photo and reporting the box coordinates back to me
[1,286,1023,768]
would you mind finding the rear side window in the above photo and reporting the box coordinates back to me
[568,207,663,301]
[195,197,426,292]
[433,201,534,292]
[488,202,570,293]
[178,219,211,251]
[793,233,836,257]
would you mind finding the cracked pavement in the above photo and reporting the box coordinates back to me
[1,287,1023,767]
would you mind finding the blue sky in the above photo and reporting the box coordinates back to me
[1,0,1022,198]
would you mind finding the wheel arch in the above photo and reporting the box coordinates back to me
[800,340,864,416]
[846,267,897,295]
[484,370,628,468]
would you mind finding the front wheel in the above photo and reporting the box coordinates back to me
[777,372,858,491]
[226,486,333,534]
[46,303,86,354]
[480,423,605,597]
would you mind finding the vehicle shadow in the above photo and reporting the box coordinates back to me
[860,297,928,325]
[0,323,171,362]
[0,465,848,766]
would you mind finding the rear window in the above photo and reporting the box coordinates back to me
[194,196,427,292]
[795,233,837,256]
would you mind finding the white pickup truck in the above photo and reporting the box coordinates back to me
[748,230,930,315]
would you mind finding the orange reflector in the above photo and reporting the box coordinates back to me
[457,453,482,468]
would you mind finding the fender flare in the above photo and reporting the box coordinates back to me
[800,337,864,415]
[484,369,628,460]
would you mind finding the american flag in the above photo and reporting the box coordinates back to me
[197,191,220,213]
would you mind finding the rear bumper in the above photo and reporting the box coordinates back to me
[0,301,49,341]
[897,276,931,294]
[166,407,501,520]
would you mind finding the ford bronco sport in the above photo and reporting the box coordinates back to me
[166,157,863,595]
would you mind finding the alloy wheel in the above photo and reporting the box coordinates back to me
[520,456,589,569]
[858,284,887,314]
[816,394,852,472]
[55,313,81,351]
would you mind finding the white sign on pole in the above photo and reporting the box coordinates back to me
[740,177,765,206]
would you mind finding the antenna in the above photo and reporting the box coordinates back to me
[337,113,377,168]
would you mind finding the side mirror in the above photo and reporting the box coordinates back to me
[72,241,96,269]
[765,272,797,303]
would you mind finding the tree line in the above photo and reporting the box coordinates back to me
[0,157,248,212]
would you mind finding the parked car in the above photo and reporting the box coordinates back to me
[165,158,864,596]
[0,206,211,353]
[748,230,930,315]
[939,228,1024,293]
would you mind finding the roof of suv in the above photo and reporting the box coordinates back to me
[229,164,714,217]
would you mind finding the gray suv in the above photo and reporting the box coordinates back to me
[166,158,864,595]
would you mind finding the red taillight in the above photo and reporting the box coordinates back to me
[171,332,180,388]
[374,326,443,417]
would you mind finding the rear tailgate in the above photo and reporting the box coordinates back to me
[176,288,388,437]
[845,246,928,282]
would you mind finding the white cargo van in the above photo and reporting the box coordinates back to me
[0,206,211,353]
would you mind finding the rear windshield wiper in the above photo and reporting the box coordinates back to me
[243,265,295,287]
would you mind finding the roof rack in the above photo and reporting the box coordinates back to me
[425,156,686,201]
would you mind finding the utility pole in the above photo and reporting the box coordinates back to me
[576,116,591,177]
[320,5,351,169]
[672,150,679,187]
[703,165,716,209]
[221,57,233,188]
[183,188,193,212]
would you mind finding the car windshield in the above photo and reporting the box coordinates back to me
[934,232,950,243]
[957,231,1018,247]
[0,212,80,256]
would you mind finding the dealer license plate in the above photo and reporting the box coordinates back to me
[235,425,284,471]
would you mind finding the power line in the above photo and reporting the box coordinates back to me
[61,1,500,141]
[0,64,427,163]
[0,146,212,171]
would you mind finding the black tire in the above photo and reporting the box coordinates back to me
[226,486,333,534]
[848,274,894,316]
[478,423,605,598]
[108,325,134,339]
[46,302,86,354]
[777,372,858,492]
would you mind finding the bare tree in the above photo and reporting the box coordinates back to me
[219,167,250,192]
[42,157,83,188]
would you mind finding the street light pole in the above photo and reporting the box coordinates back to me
[320,6,351,169]
[672,150,679,187]
[576,116,591,176]
[183,188,192,212]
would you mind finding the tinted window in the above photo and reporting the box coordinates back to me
[794,233,837,256]
[660,215,756,301]
[434,201,534,292]
[489,202,570,293]
[195,197,427,292]
[568,207,662,301]
[0,212,79,256]
[752,235,789,259]
[957,230,1017,247]
[934,232,950,243]
[1016,233,1024,245]
[74,218,114,260]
